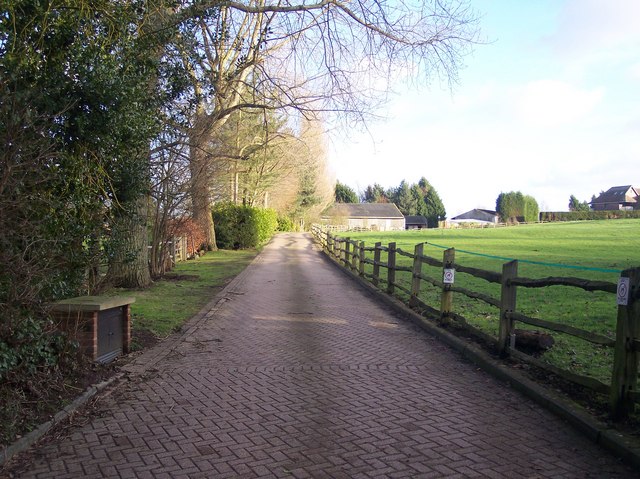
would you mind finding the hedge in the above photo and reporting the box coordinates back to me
[540,210,640,222]
[213,203,278,249]
[277,215,295,232]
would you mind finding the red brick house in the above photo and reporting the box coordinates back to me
[590,185,639,211]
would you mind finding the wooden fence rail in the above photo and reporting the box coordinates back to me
[311,225,640,420]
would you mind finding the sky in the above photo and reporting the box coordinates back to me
[325,0,640,217]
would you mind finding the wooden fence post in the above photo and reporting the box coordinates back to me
[344,237,350,267]
[169,239,176,267]
[372,242,381,287]
[387,242,396,295]
[351,240,358,271]
[440,248,455,319]
[410,243,424,307]
[358,241,366,277]
[498,260,518,357]
[610,267,640,420]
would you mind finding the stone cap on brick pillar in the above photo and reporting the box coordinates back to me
[50,295,135,313]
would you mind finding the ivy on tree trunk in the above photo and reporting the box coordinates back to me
[108,196,153,288]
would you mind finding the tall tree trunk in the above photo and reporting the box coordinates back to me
[189,112,217,251]
[104,5,173,289]
[108,196,152,288]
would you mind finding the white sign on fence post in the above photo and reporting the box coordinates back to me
[617,277,630,306]
[443,268,455,285]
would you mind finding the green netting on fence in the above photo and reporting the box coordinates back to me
[425,242,623,274]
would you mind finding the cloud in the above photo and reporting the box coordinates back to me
[630,63,640,80]
[546,0,640,60]
[508,80,603,127]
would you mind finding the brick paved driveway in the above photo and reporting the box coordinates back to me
[13,233,639,478]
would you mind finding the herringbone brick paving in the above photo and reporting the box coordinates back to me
[11,233,639,477]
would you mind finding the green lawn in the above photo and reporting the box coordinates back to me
[339,220,640,383]
[110,249,258,340]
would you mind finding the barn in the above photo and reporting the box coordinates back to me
[405,215,429,230]
[450,209,500,225]
[320,203,405,231]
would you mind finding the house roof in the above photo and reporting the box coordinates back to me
[591,185,639,205]
[322,203,404,219]
[405,215,428,225]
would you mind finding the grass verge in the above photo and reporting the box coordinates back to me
[111,248,258,342]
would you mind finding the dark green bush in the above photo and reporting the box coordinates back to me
[213,203,279,249]
[277,215,295,232]
[0,309,76,383]
[496,191,540,223]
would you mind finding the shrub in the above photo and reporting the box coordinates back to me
[540,210,640,222]
[254,208,278,244]
[277,215,295,232]
[0,308,78,383]
[522,195,539,223]
[497,191,539,223]
[213,203,279,249]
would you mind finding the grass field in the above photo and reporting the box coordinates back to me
[340,219,640,383]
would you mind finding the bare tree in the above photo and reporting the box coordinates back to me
[204,108,299,208]
[170,0,479,246]
[283,117,335,228]
[149,128,192,277]
[108,0,479,284]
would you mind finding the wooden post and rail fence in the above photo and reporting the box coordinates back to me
[310,225,640,421]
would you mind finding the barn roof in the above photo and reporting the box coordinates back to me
[405,215,429,225]
[322,203,404,219]
[451,209,499,220]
